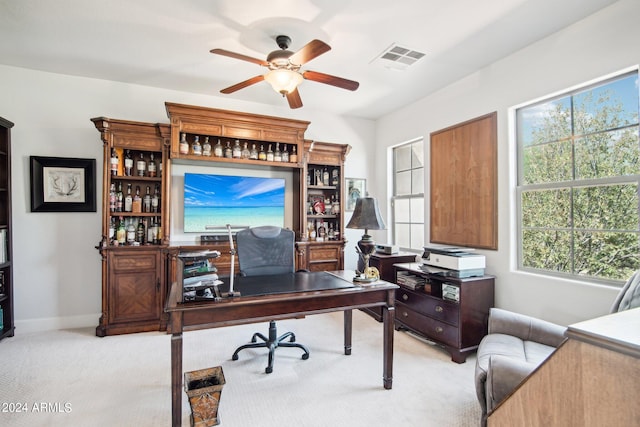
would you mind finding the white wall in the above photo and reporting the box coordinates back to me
[375,0,638,326]
[0,65,375,332]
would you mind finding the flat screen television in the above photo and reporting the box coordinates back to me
[183,173,285,233]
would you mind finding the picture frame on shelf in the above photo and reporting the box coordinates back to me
[30,156,96,212]
[345,178,366,211]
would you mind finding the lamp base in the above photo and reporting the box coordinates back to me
[353,274,377,283]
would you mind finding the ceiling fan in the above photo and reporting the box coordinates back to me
[210,35,359,109]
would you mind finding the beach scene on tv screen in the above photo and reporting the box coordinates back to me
[184,173,285,232]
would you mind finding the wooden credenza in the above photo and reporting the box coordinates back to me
[393,263,494,363]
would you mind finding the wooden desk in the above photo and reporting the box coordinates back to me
[165,270,398,427]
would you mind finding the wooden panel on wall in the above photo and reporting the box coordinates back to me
[430,112,497,249]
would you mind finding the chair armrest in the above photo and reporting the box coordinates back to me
[486,355,538,411]
[488,308,566,347]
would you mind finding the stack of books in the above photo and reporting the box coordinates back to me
[396,271,426,291]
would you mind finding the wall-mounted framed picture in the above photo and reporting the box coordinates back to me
[345,178,366,211]
[30,156,96,212]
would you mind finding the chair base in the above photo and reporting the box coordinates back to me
[232,320,310,374]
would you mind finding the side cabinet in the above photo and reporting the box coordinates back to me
[96,248,165,336]
[394,262,494,363]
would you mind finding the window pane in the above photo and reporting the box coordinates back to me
[521,189,571,228]
[522,229,572,272]
[516,97,571,147]
[394,198,410,222]
[522,140,573,184]
[396,170,411,196]
[395,144,411,171]
[411,142,424,168]
[573,184,639,230]
[411,167,424,194]
[411,223,424,249]
[574,74,640,135]
[411,197,424,222]
[396,223,410,248]
[574,126,640,180]
[573,231,640,280]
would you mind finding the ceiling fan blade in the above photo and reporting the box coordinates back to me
[302,70,360,91]
[210,48,269,67]
[220,75,265,94]
[286,88,303,109]
[288,40,331,66]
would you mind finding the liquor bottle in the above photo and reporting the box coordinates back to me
[282,144,289,163]
[116,182,123,212]
[327,223,335,240]
[155,217,163,245]
[266,144,274,161]
[192,135,202,156]
[332,168,339,186]
[224,141,232,158]
[124,183,133,212]
[116,217,126,245]
[323,167,330,186]
[274,143,282,162]
[290,145,298,163]
[232,140,242,158]
[147,217,157,245]
[136,152,146,177]
[132,186,142,213]
[331,193,340,215]
[147,153,157,177]
[124,149,133,176]
[202,137,212,156]
[136,219,146,245]
[317,221,326,241]
[309,221,317,240]
[158,159,162,177]
[143,186,151,213]
[151,184,160,213]
[249,143,258,160]
[109,217,116,243]
[213,139,223,157]
[258,144,266,161]
[126,219,136,245]
[109,182,116,212]
[241,141,250,159]
[110,148,119,176]
[179,133,189,155]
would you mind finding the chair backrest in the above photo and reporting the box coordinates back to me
[236,226,295,277]
[610,270,640,312]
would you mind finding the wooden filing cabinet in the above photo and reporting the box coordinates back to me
[394,262,494,363]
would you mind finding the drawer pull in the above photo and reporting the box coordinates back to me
[402,311,409,318]
[435,326,444,334]
[435,306,444,313]
[402,294,409,301]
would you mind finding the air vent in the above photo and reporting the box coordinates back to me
[371,43,426,70]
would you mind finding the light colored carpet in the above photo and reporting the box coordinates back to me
[1,310,481,427]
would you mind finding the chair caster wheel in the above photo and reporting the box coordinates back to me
[232,354,239,361]
[302,353,309,360]
[265,367,273,374]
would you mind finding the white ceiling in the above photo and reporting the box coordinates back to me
[0,0,621,120]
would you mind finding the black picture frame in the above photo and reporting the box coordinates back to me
[30,156,96,212]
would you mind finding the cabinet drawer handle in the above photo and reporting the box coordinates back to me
[435,326,444,334]
[402,294,409,301]
[402,311,409,318]
[435,305,443,313]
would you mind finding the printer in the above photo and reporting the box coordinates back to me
[422,245,485,278]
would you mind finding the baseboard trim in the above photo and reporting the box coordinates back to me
[15,314,99,334]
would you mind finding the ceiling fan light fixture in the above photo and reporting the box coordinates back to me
[264,69,303,95]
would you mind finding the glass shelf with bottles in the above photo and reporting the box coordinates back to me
[175,132,300,167]
[110,148,162,180]
[108,216,163,247]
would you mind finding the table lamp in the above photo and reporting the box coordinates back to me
[346,197,386,282]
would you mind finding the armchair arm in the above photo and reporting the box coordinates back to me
[488,308,566,348]
[485,355,538,412]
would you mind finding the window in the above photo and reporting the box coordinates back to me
[516,71,640,283]
[392,139,424,251]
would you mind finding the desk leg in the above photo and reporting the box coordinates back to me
[382,302,395,389]
[344,309,352,355]
[171,332,183,427]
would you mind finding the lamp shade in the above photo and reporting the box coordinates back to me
[264,69,303,95]
[346,197,386,231]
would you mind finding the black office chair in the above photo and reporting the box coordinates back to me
[231,226,310,373]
